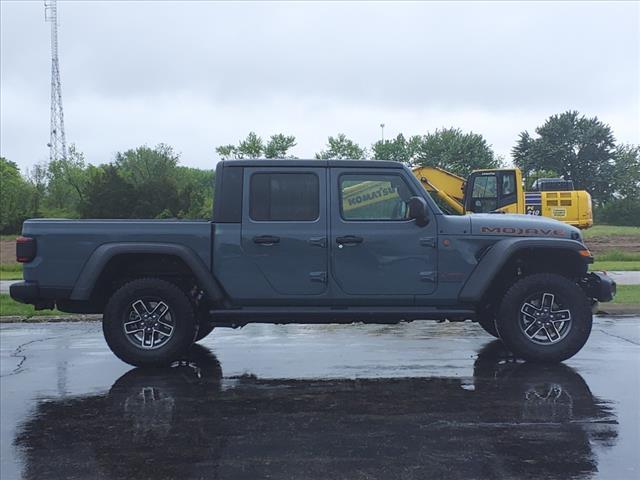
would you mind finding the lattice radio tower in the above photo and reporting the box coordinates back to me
[45,0,67,161]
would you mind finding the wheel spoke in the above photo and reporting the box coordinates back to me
[123,320,143,334]
[551,309,571,322]
[142,328,155,348]
[541,293,554,310]
[156,319,174,334]
[154,323,173,337]
[526,325,544,339]
[149,301,169,320]
[551,322,561,338]
[521,303,539,319]
[131,299,150,318]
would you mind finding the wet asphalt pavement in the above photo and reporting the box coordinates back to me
[1,318,639,480]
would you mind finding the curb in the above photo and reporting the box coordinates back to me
[595,304,640,316]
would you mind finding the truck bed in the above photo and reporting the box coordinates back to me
[21,219,213,292]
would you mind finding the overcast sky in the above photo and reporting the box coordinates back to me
[1,0,638,172]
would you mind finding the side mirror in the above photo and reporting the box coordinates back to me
[408,196,429,226]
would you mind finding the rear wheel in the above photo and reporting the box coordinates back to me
[103,278,197,367]
[495,273,592,363]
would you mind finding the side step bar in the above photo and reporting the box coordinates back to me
[208,306,475,325]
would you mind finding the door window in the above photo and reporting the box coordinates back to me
[340,174,413,221]
[469,174,498,212]
[250,173,319,221]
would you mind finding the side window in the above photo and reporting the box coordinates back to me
[340,174,413,221]
[502,172,516,196]
[250,173,319,221]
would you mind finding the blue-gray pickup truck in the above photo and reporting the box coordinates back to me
[10,160,615,366]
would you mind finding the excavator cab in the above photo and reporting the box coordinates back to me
[463,169,523,214]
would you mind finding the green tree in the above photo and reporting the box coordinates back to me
[114,145,182,218]
[79,164,137,219]
[412,128,499,177]
[264,134,297,158]
[512,111,617,202]
[371,134,421,164]
[45,144,88,215]
[238,132,264,158]
[315,133,366,160]
[26,161,48,218]
[173,166,215,218]
[215,144,238,161]
[80,144,216,220]
[216,132,297,160]
[611,144,640,199]
[0,157,32,233]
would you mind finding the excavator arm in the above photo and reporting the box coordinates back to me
[412,166,466,214]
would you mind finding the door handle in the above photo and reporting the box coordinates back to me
[336,235,363,245]
[253,235,280,245]
[308,236,327,248]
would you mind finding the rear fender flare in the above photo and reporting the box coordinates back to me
[70,243,225,303]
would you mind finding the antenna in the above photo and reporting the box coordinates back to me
[45,0,67,161]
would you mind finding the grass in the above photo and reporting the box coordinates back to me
[0,294,62,317]
[583,225,640,239]
[591,250,640,271]
[612,285,640,304]
[0,234,18,241]
[0,263,23,280]
[596,250,640,261]
[591,261,640,272]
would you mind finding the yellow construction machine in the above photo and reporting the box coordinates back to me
[412,166,593,229]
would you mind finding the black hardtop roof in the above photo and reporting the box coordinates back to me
[219,159,405,169]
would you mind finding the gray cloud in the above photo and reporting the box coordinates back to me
[1,0,638,170]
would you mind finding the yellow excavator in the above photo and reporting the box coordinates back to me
[412,166,593,229]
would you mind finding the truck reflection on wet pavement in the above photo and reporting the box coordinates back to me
[12,341,619,480]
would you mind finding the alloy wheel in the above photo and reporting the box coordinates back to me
[123,298,175,350]
[519,292,572,345]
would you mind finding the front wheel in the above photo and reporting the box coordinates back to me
[103,278,197,367]
[495,273,592,363]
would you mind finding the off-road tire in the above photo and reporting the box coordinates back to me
[495,273,592,363]
[103,278,197,367]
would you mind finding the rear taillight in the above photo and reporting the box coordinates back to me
[16,236,36,263]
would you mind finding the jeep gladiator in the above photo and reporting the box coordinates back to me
[10,160,616,366]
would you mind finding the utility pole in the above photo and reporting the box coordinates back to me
[380,123,385,143]
[45,0,67,161]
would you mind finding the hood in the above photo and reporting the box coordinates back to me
[469,214,582,241]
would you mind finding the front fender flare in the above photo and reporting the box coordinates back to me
[70,242,224,303]
[458,237,588,303]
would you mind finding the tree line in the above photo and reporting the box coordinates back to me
[1,110,638,233]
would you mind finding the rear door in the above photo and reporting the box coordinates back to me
[241,167,328,296]
[329,168,438,296]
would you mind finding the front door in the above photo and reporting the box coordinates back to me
[329,168,438,296]
[241,167,328,296]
